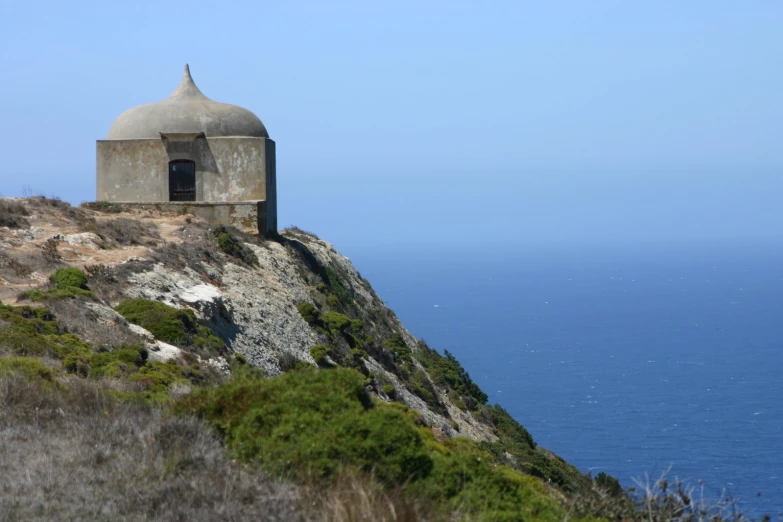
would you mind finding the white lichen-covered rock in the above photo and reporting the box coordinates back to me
[63,232,103,249]
[147,340,183,363]
[84,302,127,326]
[108,233,494,441]
[123,259,318,375]
[127,323,155,341]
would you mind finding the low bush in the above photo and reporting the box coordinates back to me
[479,404,591,493]
[175,366,572,521]
[410,437,564,521]
[176,367,433,486]
[115,299,224,355]
[128,361,189,394]
[322,311,351,335]
[213,226,258,266]
[345,348,368,375]
[0,304,92,365]
[90,347,148,379]
[310,344,331,366]
[382,383,396,398]
[21,267,94,302]
[297,301,319,325]
[409,368,447,416]
[23,286,94,302]
[416,343,488,406]
[50,267,89,289]
[0,356,56,383]
[486,404,536,450]
[383,333,413,368]
[594,471,622,497]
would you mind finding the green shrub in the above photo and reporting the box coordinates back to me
[21,267,94,302]
[0,305,92,365]
[128,361,188,393]
[297,302,320,325]
[115,299,224,354]
[50,267,89,290]
[310,344,331,366]
[595,471,622,497]
[174,366,567,520]
[175,367,433,485]
[22,286,94,302]
[324,267,353,309]
[346,348,368,375]
[0,304,58,335]
[410,368,446,416]
[416,345,487,406]
[410,437,564,521]
[382,384,396,398]
[383,333,413,367]
[213,226,258,266]
[487,404,536,450]
[447,389,467,411]
[479,404,591,493]
[90,347,148,379]
[0,356,56,383]
[321,311,351,334]
[276,352,311,373]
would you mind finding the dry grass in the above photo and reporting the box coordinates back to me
[0,251,33,281]
[94,217,161,247]
[566,465,748,522]
[0,199,30,229]
[303,472,438,522]
[0,376,309,522]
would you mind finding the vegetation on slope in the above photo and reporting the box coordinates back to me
[0,374,306,522]
[0,295,756,521]
[22,266,95,301]
[0,301,212,402]
[115,298,225,356]
[176,366,568,521]
[0,204,757,521]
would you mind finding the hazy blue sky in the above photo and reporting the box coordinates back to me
[1,1,781,247]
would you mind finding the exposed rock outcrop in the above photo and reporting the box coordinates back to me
[0,200,495,441]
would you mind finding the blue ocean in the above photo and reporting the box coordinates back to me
[348,240,783,518]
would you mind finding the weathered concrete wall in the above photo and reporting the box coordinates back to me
[96,136,271,203]
[96,135,277,233]
[96,140,169,202]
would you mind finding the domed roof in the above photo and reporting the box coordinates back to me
[106,65,268,140]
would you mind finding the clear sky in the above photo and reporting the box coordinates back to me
[1,1,781,248]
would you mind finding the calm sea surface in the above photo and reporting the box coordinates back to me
[348,240,783,518]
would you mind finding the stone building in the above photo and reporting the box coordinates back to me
[96,64,276,233]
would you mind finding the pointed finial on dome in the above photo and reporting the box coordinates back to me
[170,63,208,99]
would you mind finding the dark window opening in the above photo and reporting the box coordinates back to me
[169,160,196,201]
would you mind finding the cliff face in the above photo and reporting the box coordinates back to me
[0,198,492,439]
[1,197,592,499]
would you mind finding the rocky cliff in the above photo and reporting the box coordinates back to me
[1,197,495,438]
